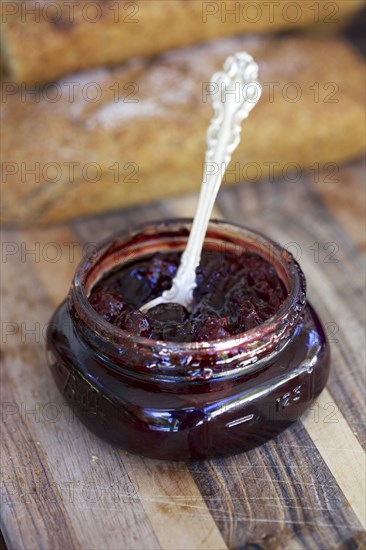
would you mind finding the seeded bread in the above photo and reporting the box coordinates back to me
[1,34,365,226]
[1,0,364,84]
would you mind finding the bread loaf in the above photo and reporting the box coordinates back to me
[1,34,365,226]
[1,0,364,84]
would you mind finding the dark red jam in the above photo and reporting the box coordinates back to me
[46,220,330,460]
[88,249,287,342]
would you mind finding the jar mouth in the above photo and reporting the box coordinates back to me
[69,219,306,364]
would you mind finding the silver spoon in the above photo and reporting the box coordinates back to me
[141,52,261,313]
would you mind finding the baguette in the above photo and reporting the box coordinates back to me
[1,34,365,226]
[1,0,364,84]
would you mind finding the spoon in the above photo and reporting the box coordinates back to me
[140,52,261,313]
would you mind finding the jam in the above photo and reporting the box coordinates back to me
[46,220,330,460]
[88,249,287,342]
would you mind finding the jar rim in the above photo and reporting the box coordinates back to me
[69,219,306,375]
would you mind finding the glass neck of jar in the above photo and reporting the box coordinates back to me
[68,219,307,381]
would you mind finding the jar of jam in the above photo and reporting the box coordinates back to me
[46,219,330,460]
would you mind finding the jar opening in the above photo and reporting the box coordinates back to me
[69,219,306,376]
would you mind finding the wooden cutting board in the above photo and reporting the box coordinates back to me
[1,162,365,549]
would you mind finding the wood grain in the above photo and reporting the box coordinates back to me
[1,161,365,549]
[303,388,366,529]
[311,159,366,254]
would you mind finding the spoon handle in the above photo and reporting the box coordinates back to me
[141,53,261,312]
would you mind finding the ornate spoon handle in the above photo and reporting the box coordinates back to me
[141,52,261,312]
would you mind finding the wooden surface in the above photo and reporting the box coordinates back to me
[1,159,365,549]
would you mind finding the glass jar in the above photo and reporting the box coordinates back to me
[46,219,330,460]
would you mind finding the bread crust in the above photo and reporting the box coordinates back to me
[1,0,364,84]
[1,34,365,226]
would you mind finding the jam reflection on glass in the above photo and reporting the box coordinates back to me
[47,220,330,460]
[88,249,287,342]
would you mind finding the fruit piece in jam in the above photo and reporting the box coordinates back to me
[88,248,287,342]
